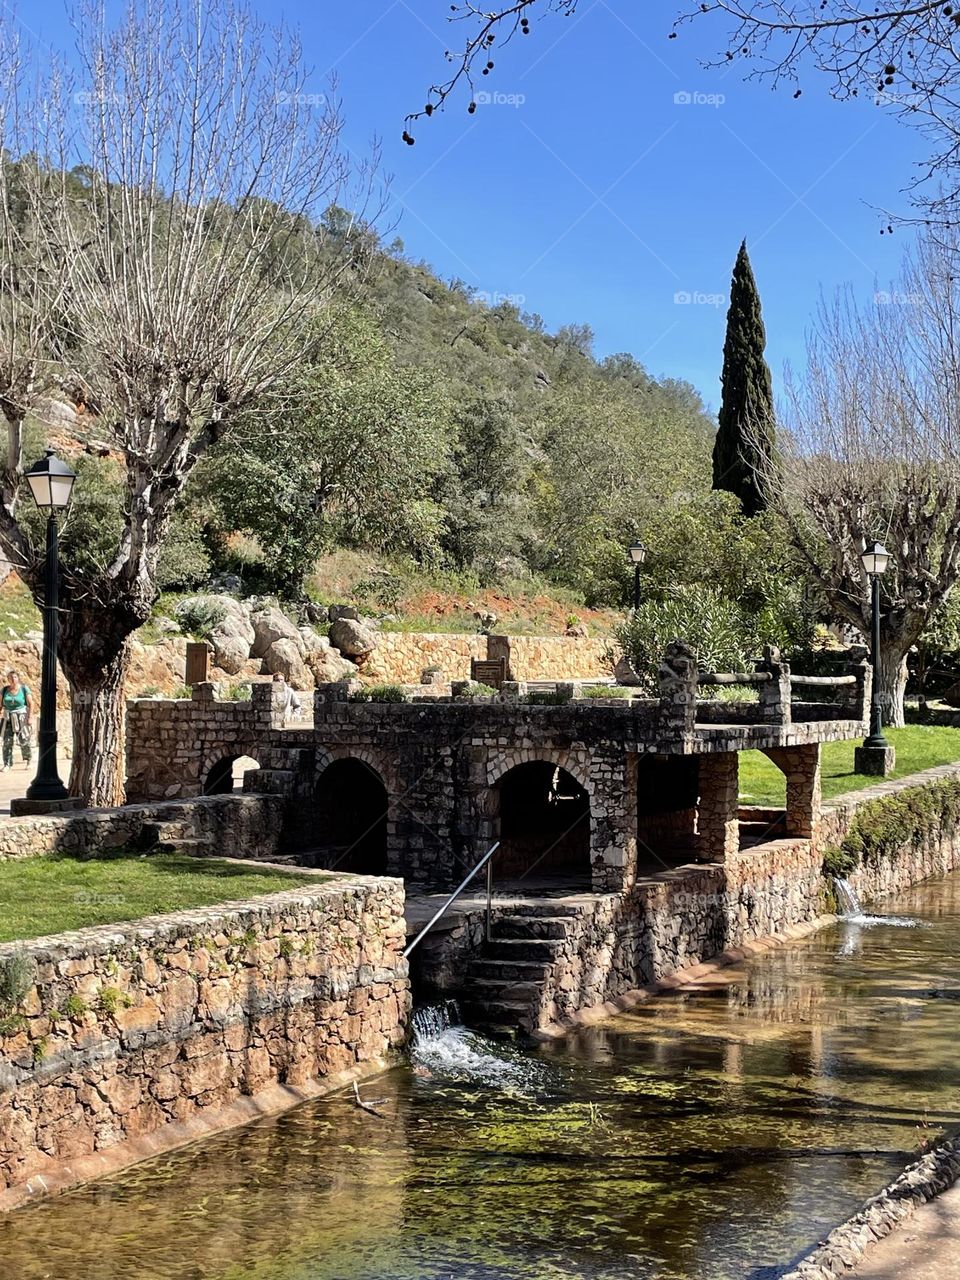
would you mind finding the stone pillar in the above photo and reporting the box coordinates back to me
[588,750,638,892]
[657,641,698,745]
[756,645,792,727]
[764,744,822,841]
[697,752,740,863]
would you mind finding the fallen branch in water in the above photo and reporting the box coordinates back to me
[352,1081,387,1118]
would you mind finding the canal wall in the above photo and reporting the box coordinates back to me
[821,761,960,906]
[0,875,410,1211]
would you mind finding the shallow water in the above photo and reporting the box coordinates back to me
[5,873,960,1280]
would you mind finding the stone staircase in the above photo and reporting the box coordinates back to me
[461,903,585,1033]
[139,812,206,857]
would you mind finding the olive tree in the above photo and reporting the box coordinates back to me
[0,0,372,804]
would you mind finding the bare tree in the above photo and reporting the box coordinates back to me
[765,234,960,724]
[0,0,374,804]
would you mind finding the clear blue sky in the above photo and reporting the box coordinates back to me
[25,0,922,410]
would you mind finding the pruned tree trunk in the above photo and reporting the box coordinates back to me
[877,640,909,729]
[58,608,133,807]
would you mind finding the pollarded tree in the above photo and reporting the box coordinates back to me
[761,234,960,724]
[0,0,373,804]
[713,241,777,517]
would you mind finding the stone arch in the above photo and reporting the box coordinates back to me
[203,752,263,796]
[490,760,592,886]
[312,757,389,875]
[315,745,399,798]
[486,748,594,796]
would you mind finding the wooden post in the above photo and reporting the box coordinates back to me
[185,642,212,686]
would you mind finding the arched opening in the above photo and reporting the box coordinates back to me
[494,762,591,888]
[636,754,700,872]
[204,755,262,795]
[313,758,388,875]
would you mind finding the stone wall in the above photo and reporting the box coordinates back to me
[0,875,410,1209]
[360,632,486,684]
[0,794,283,864]
[488,634,616,682]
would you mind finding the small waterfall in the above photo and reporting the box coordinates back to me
[832,876,920,930]
[833,877,864,917]
[410,1000,546,1090]
[411,1000,462,1041]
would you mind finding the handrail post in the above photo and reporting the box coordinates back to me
[486,856,493,944]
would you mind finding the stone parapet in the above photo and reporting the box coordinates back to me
[0,874,410,1208]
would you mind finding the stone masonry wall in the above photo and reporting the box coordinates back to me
[0,876,410,1209]
[488,634,616,682]
[0,794,284,864]
[360,633,486,684]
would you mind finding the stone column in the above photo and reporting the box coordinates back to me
[764,744,822,841]
[657,641,698,746]
[697,752,740,863]
[756,645,792,727]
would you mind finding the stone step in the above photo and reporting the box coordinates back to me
[469,957,553,981]
[507,902,588,918]
[491,915,574,941]
[484,937,564,962]
[465,977,544,1003]
[460,998,533,1031]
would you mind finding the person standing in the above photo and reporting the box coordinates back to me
[1,669,34,770]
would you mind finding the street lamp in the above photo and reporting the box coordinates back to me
[16,451,77,811]
[855,539,896,777]
[629,540,647,611]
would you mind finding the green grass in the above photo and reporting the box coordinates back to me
[738,725,960,806]
[0,578,40,639]
[0,853,319,943]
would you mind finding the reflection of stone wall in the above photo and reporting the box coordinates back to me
[0,875,410,1209]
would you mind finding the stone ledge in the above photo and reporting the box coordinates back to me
[780,1135,960,1280]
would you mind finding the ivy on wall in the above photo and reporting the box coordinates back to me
[822,776,960,879]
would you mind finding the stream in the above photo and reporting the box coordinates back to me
[4,871,960,1279]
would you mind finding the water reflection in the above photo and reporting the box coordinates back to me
[5,874,960,1280]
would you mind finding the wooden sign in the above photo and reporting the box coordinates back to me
[185,642,212,686]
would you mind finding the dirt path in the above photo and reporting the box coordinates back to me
[852,1183,960,1278]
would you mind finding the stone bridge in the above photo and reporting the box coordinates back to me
[126,647,870,893]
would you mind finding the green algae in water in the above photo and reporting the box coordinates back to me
[5,873,960,1280]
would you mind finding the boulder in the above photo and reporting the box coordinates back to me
[328,604,360,623]
[329,617,379,659]
[251,606,304,659]
[300,601,329,626]
[306,640,359,684]
[209,628,250,676]
[298,626,330,654]
[262,638,312,689]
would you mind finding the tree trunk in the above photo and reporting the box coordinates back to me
[58,609,134,808]
[876,640,909,729]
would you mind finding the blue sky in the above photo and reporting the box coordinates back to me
[25,0,923,410]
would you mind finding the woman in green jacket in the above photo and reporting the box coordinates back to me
[1,670,34,769]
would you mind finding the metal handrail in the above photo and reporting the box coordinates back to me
[403,841,501,959]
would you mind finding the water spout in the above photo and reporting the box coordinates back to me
[410,1001,546,1090]
[833,876,919,930]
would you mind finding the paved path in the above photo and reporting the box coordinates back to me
[853,1183,960,1278]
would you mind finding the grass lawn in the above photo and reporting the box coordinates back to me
[0,853,319,943]
[738,725,960,807]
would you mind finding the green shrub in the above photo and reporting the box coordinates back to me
[222,681,252,702]
[615,586,760,693]
[170,685,192,700]
[704,683,760,704]
[524,690,572,706]
[350,684,408,703]
[581,684,631,699]
[175,597,228,640]
[462,682,498,697]
[821,845,858,879]
[0,951,36,1018]
[135,684,163,699]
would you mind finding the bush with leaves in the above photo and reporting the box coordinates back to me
[615,587,761,693]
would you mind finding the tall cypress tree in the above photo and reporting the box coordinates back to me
[713,240,777,517]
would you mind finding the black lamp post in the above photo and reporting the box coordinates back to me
[20,451,76,808]
[629,540,647,610]
[855,539,896,777]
